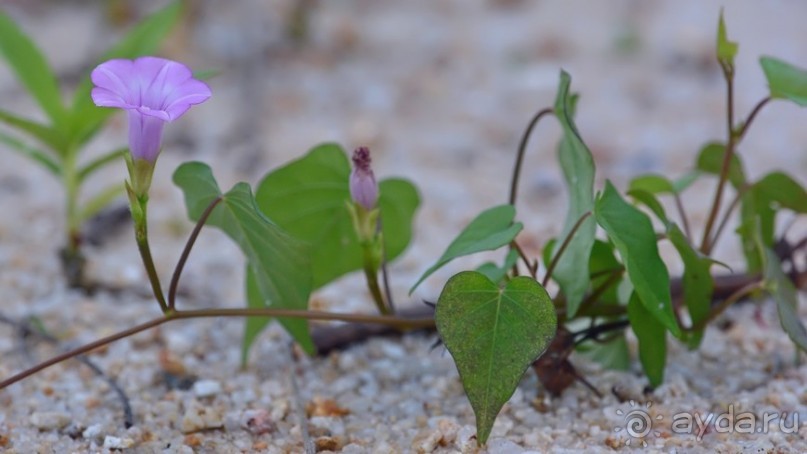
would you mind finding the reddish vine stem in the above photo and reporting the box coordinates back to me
[168,196,223,311]
[542,211,592,287]
[508,107,554,206]
[700,63,736,255]
[0,308,435,390]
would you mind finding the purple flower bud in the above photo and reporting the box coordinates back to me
[349,147,378,210]
[91,57,211,162]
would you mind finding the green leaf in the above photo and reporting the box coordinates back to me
[173,162,314,355]
[256,143,419,289]
[78,147,127,181]
[673,171,700,193]
[577,332,630,371]
[627,292,667,387]
[0,108,65,152]
[627,188,668,224]
[0,132,60,176]
[588,239,625,307]
[552,70,597,317]
[696,142,745,188]
[411,205,522,293]
[764,248,807,352]
[436,271,556,445]
[629,174,675,195]
[475,249,518,285]
[738,171,807,273]
[754,171,807,213]
[77,183,124,224]
[595,181,681,337]
[666,223,713,349]
[241,265,315,364]
[716,10,738,64]
[69,1,183,145]
[760,56,807,107]
[0,11,67,129]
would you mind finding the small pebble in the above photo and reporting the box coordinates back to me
[29,411,70,431]
[103,436,134,449]
[193,379,222,397]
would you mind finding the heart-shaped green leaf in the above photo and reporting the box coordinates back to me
[552,70,597,317]
[256,143,419,289]
[173,162,315,359]
[411,205,522,293]
[436,271,556,445]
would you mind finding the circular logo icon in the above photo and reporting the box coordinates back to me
[614,400,663,447]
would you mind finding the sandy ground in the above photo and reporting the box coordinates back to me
[1,0,807,452]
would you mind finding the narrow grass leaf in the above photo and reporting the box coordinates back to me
[0,12,67,129]
[0,132,60,176]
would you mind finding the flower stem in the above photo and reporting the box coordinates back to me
[363,244,390,315]
[131,195,169,313]
[0,308,434,390]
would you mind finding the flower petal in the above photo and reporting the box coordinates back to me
[133,57,193,108]
[162,79,212,121]
[90,87,131,110]
[91,59,138,105]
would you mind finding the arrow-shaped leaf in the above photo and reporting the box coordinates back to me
[595,181,681,337]
[551,70,597,317]
[411,205,522,293]
[173,162,314,357]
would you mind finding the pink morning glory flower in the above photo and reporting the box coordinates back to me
[91,56,211,162]
[349,147,379,210]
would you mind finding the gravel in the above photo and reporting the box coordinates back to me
[1,0,807,452]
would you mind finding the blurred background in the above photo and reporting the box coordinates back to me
[2,0,807,300]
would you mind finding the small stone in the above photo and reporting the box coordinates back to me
[193,379,222,398]
[181,405,224,433]
[240,409,274,435]
[411,428,442,453]
[103,436,134,449]
[30,411,70,430]
[82,423,103,440]
[315,435,344,452]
